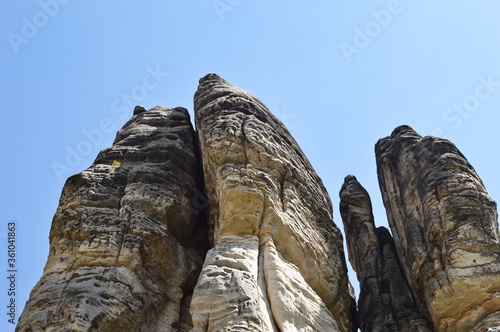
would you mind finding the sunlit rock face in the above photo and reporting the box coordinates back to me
[16,107,207,331]
[17,75,356,332]
[341,127,500,331]
[190,73,355,332]
[17,75,500,332]
[375,126,500,331]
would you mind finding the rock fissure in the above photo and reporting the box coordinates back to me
[241,118,249,165]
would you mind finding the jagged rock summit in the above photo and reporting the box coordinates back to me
[341,125,500,331]
[17,106,207,331]
[191,73,354,331]
[17,74,355,331]
[17,75,500,331]
[340,174,431,332]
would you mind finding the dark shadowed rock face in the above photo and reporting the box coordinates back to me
[17,107,207,332]
[340,175,432,332]
[191,73,356,332]
[375,125,500,331]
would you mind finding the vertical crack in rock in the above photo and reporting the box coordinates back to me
[340,175,432,331]
[375,125,500,331]
[279,177,286,212]
[17,106,207,332]
[241,118,249,165]
[191,73,356,331]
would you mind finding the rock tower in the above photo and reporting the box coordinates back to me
[17,75,499,331]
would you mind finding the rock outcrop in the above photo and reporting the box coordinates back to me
[17,106,207,331]
[375,125,500,331]
[190,74,355,331]
[17,75,356,332]
[17,76,500,332]
[340,125,500,331]
[340,175,432,331]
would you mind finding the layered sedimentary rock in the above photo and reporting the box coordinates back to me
[340,175,431,331]
[18,75,500,331]
[375,125,500,331]
[18,75,356,331]
[17,106,207,331]
[190,74,355,331]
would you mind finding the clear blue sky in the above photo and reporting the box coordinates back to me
[1,1,500,330]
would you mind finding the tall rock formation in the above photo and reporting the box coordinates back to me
[17,75,356,331]
[340,175,432,331]
[17,106,207,331]
[375,125,500,331]
[190,74,355,331]
[341,125,500,331]
[17,75,500,331]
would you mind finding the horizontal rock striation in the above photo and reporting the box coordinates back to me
[191,74,356,331]
[376,125,500,331]
[340,175,432,331]
[17,106,207,331]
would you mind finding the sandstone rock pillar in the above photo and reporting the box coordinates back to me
[191,74,356,331]
[376,125,500,331]
[17,107,207,331]
[340,175,432,331]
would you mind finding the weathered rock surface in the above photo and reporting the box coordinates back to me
[375,125,500,331]
[340,175,432,331]
[191,73,356,331]
[18,76,500,332]
[17,106,207,331]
